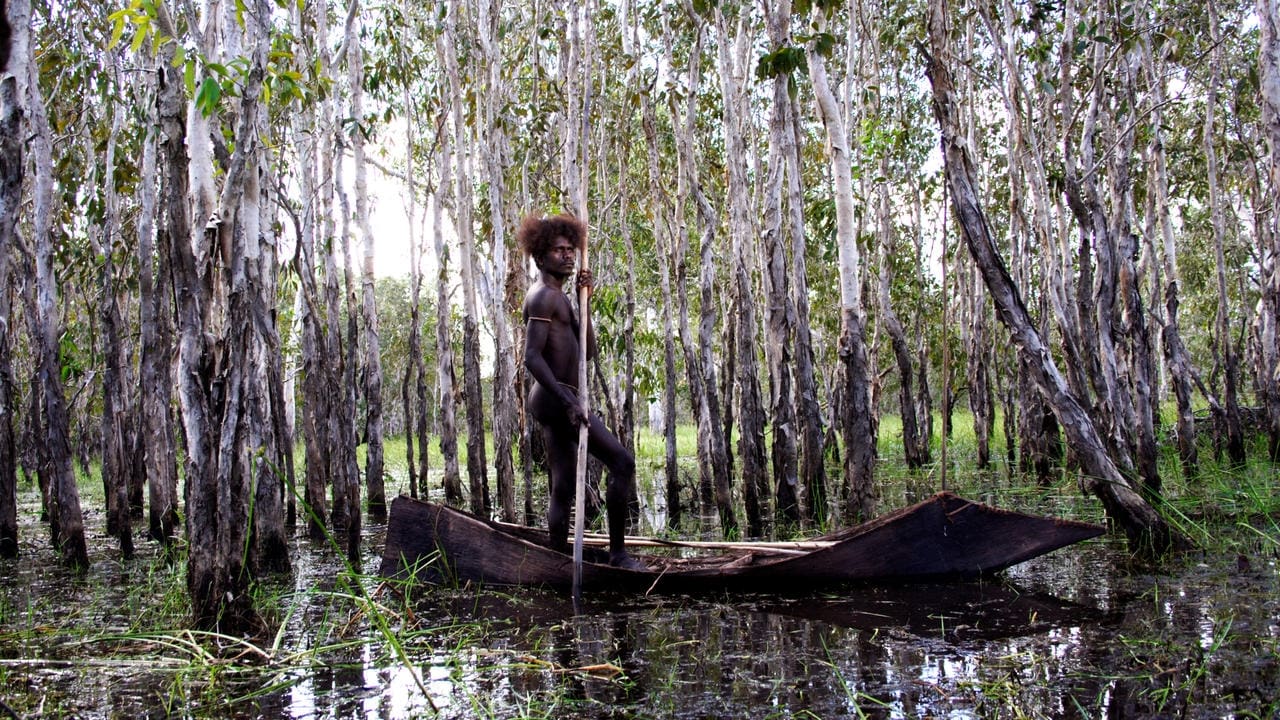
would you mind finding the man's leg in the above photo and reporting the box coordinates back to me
[543,423,578,554]
[587,416,639,566]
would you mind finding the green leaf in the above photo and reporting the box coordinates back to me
[130,23,149,53]
[107,10,129,49]
[195,76,222,116]
[183,58,197,94]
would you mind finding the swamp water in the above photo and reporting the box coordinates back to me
[1,492,1277,719]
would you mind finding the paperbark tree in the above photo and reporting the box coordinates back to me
[759,0,800,529]
[316,2,360,542]
[431,123,464,506]
[806,10,875,523]
[715,3,768,537]
[95,54,134,558]
[444,0,489,516]
[394,18,425,501]
[1257,0,1280,461]
[784,90,827,526]
[476,0,518,523]
[641,94,683,530]
[346,1,386,517]
[334,115,362,563]
[1203,0,1247,465]
[12,0,87,569]
[679,10,737,535]
[0,73,19,559]
[1138,13,1199,479]
[135,58,180,545]
[292,0,330,538]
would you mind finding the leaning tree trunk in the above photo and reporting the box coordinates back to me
[807,13,876,523]
[924,0,1176,553]
[15,0,87,568]
[0,74,20,559]
[1257,0,1280,461]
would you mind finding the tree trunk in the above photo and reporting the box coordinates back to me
[15,0,87,568]
[316,6,358,541]
[924,0,1176,553]
[96,62,134,558]
[400,62,421,500]
[806,14,875,523]
[877,206,928,470]
[642,95,682,530]
[291,19,330,538]
[478,0,517,524]
[715,4,768,538]
[785,91,827,528]
[138,54,182,546]
[334,119,362,564]
[1256,0,1280,461]
[1112,54,1159,494]
[966,267,995,469]
[348,4,386,517]
[1139,20,1199,479]
[431,125,463,506]
[445,0,489,516]
[246,150,290,575]
[1204,0,1247,465]
[0,75,20,559]
[669,17,734,532]
[761,0,800,530]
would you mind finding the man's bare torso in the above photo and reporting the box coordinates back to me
[523,282,580,388]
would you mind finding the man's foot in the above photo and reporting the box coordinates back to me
[608,551,647,571]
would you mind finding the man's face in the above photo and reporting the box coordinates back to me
[539,236,577,277]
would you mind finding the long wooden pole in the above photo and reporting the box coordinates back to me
[572,237,590,602]
[570,2,593,603]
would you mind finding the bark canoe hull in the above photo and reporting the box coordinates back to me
[379,491,1105,592]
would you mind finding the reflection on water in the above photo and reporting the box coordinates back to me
[1,508,1277,718]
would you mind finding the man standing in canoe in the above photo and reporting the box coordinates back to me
[518,213,643,570]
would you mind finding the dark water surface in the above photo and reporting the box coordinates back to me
[1,495,1277,719]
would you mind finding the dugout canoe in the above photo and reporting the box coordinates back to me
[378,491,1105,592]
